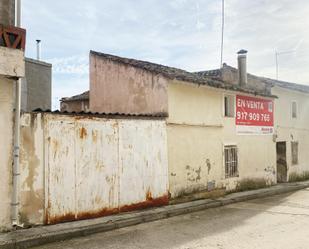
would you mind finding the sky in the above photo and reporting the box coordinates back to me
[22,0,309,109]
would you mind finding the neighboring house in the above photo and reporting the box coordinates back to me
[269,80,309,183]
[199,62,309,184]
[21,58,52,112]
[60,91,89,112]
[89,51,169,116]
[74,50,278,198]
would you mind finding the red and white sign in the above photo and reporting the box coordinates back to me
[236,95,274,135]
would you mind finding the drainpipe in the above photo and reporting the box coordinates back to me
[12,79,21,226]
[12,0,22,227]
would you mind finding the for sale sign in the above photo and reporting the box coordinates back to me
[236,95,274,135]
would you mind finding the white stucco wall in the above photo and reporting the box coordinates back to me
[0,47,25,78]
[167,81,276,198]
[20,113,45,226]
[273,86,309,179]
[0,77,14,231]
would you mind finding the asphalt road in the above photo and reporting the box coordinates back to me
[32,188,309,249]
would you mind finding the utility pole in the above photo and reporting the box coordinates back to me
[220,0,225,68]
[16,0,21,27]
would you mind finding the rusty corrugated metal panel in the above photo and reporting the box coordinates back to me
[118,120,169,208]
[32,109,168,118]
[44,115,168,224]
[75,120,120,220]
[46,120,76,224]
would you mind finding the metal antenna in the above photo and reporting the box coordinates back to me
[220,0,225,68]
[275,49,296,80]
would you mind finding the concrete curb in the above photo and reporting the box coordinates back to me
[1,181,309,249]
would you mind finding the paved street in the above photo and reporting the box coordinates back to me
[32,188,309,249]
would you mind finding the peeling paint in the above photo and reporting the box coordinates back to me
[186,165,202,182]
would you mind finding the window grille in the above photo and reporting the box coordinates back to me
[224,145,238,178]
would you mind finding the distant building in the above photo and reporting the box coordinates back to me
[21,58,52,112]
[60,91,89,112]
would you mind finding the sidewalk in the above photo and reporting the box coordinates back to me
[1,181,309,249]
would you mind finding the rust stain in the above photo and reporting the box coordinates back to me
[80,127,88,139]
[146,189,152,200]
[77,208,119,221]
[47,208,119,225]
[47,212,76,225]
[112,122,118,129]
[74,115,96,120]
[95,196,103,205]
[120,194,169,213]
[46,194,169,225]
[52,139,59,160]
[96,162,105,171]
[92,130,98,143]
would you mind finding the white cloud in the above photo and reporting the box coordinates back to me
[22,0,309,109]
[48,55,89,75]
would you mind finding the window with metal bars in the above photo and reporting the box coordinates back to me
[224,145,239,178]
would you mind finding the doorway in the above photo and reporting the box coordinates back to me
[276,142,287,183]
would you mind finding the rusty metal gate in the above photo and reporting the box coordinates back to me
[45,116,168,224]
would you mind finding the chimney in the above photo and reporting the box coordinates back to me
[237,49,248,86]
[36,40,41,60]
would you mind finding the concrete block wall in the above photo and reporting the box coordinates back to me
[21,58,52,112]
